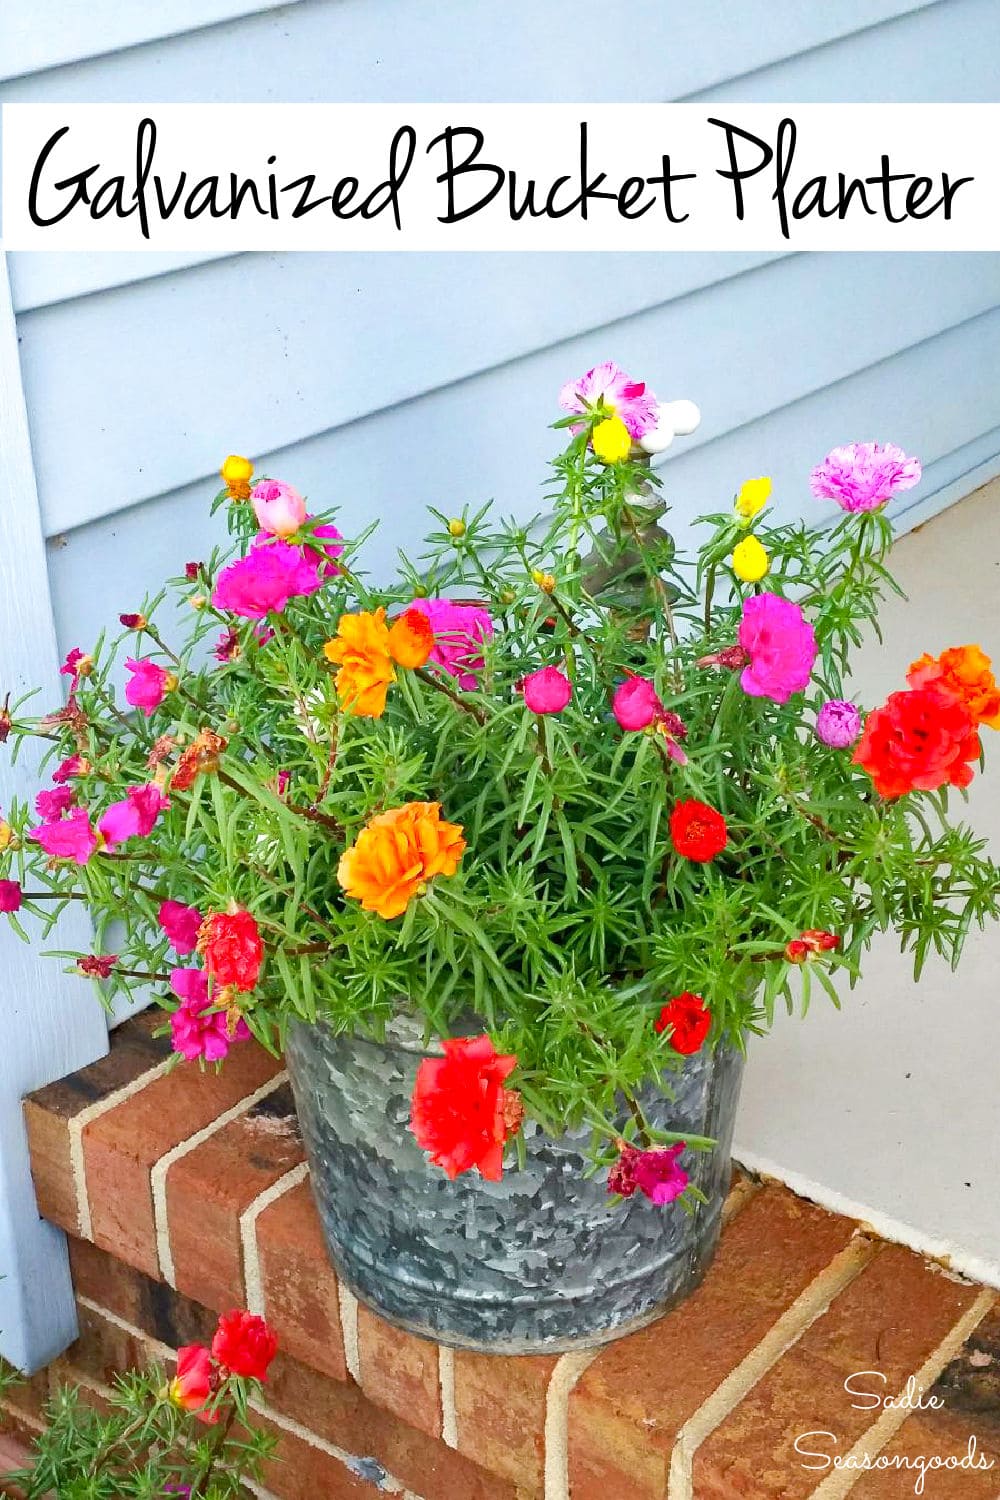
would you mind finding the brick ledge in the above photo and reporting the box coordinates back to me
[11,1014,1000,1499]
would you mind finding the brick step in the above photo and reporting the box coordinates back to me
[12,1013,1000,1499]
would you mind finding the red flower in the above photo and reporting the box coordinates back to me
[197,909,264,992]
[410,1035,522,1181]
[211,1310,278,1381]
[785,930,840,964]
[654,992,711,1054]
[119,612,147,630]
[169,1344,218,1423]
[853,686,980,799]
[76,954,118,979]
[669,799,728,863]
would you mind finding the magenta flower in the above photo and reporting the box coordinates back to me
[521,666,572,715]
[251,479,307,538]
[559,362,658,439]
[809,442,921,513]
[35,785,75,823]
[737,594,817,705]
[125,658,173,717]
[77,954,117,979]
[212,540,323,619]
[307,521,344,578]
[59,647,89,684]
[29,807,98,865]
[169,967,249,1062]
[0,880,22,914]
[406,598,493,691]
[98,784,167,848]
[607,1142,689,1205]
[159,899,203,955]
[613,676,664,731]
[213,627,241,663]
[51,756,85,784]
[815,699,862,749]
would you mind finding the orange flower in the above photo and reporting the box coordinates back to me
[324,609,396,717]
[387,607,434,669]
[338,802,466,919]
[907,645,1000,730]
[171,729,228,792]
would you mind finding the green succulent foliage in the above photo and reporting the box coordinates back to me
[2,423,998,1152]
[3,1361,273,1498]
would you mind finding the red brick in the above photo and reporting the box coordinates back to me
[253,1409,383,1500]
[22,1011,168,1234]
[165,1081,304,1310]
[356,1305,441,1438]
[67,1237,217,1350]
[82,1040,282,1277]
[567,1184,859,1500]
[453,1349,557,1493]
[694,1244,983,1498]
[267,1353,518,1500]
[255,1178,346,1381]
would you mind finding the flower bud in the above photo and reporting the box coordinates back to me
[591,415,632,465]
[731,535,770,583]
[119,612,147,631]
[448,518,467,538]
[221,454,254,500]
[250,479,307,538]
[531,569,556,594]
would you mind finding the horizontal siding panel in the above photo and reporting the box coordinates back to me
[0,1,304,83]
[45,302,1000,656]
[25,251,1000,536]
[0,0,941,101]
[689,0,1000,102]
[23,251,782,534]
[7,253,238,313]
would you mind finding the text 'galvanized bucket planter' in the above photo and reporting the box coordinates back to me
[286,1018,745,1355]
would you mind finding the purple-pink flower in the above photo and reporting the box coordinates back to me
[159,900,203,955]
[737,594,817,705]
[521,666,572,715]
[306,521,344,578]
[815,699,863,749]
[809,442,921,514]
[29,807,98,865]
[613,676,664,732]
[212,540,323,619]
[251,479,307,538]
[51,756,85,784]
[558,363,658,439]
[607,1142,689,1205]
[169,968,249,1063]
[35,785,75,823]
[406,598,493,691]
[98,784,167,848]
[125,658,173,717]
[0,880,22,914]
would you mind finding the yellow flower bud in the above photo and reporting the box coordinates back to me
[531,569,556,594]
[731,535,770,583]
[734,476,772,520]
[447,518,466,538]
[188,595,207,611]
[0,820,12,853]
[221,454,254,485]
[591,415,632,465]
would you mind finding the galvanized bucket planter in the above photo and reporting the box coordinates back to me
[285,1018,745,1355]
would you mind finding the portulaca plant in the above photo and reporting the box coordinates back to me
[2,363,998,1205]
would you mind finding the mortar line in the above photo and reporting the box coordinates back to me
[66,1054,176,1239]
[239,1159,310,1317]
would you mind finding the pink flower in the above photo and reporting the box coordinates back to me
[251,480,307,538]
[51,756,85,784]
[158,899,203,955]
[29,807,98,865]
[809,442,921,513]
[521,666,572,715]
[77,954,117,979]
[607,1142,689,1205]
[406,599,493,691]
[737,594,817,705]
[613,676,664,731]
[0,880,22,913]
[559,362,658,439]
[125,658,173,716]
[169,967,249,1062]
[213,627,242,663]
[60,647,89,684]
[815,700,862,749]
[306,521,344,578]
[212,541,323,619]
[35,785,75,823]
[98,784,167,848]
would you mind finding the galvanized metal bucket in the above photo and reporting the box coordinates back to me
[285,1018,745,1354]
